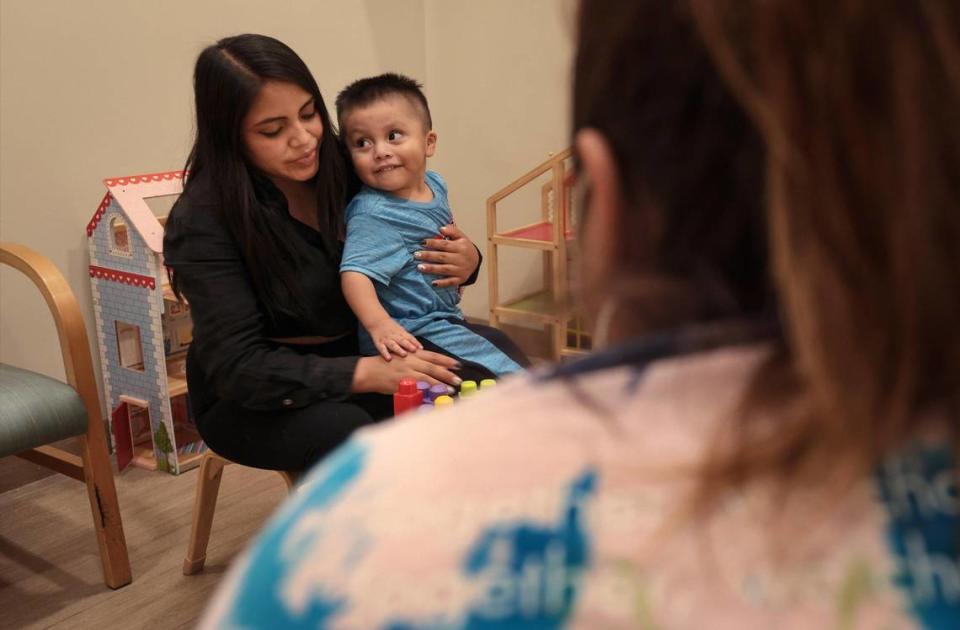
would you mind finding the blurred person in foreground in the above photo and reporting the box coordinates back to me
[201,1,960,627]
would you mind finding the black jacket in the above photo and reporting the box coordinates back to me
[163,177,360,414]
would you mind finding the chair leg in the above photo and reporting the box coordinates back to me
[183,451,228,575]
[79,430,132,589]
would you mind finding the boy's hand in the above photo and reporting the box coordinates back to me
[367,318,422,361]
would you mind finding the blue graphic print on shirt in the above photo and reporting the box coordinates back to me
[876,445,960,628]
[384,470,596,629]
[226,441,368,629]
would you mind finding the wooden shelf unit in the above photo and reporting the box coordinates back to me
[487,148,590,360]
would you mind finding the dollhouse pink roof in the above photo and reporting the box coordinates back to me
[86,170,186,254]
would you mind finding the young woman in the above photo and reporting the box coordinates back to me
[164,34,484,471]
[202,2,958,627]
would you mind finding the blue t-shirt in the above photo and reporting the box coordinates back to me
[340,171,462,350]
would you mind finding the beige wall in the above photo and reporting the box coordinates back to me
[423,0,574,317]
[0,0,573,392]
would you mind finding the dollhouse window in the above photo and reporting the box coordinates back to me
[109,216,132,256]
[116,321,145,372]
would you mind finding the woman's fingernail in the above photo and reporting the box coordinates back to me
[453,377,462,385]
[418,264,427,271]
[414,251,422,259]
[431,280,439,286]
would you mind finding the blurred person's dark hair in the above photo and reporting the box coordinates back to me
[573,0,772,338]
[687,0,960,504]
[573,0,959,509]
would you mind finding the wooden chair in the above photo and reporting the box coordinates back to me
[182,450,295,575]
[0,242,132,589]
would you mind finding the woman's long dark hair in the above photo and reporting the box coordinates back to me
[170,34,352,322]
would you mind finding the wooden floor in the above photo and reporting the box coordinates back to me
[0,461,290,629]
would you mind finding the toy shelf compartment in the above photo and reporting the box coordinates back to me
[493,289,566,324]
[492,290,592,359]
[160,300,204,472]
[124,392,206,472]
[161,281,178,304]
[166,353,188,398]
[490,222,575,249]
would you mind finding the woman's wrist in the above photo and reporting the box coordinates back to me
[351,356,375,393]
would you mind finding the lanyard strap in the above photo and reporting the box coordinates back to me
[538,317,781,383]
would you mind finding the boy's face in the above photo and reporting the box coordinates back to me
[342,95,437,200]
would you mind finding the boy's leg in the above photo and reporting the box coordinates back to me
[444,319,531,368]
[415,318,531,381]
[416,336,498,384]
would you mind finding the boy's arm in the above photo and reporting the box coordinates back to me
[341,271,422,361]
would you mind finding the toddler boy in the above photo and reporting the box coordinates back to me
[336,73,527,382]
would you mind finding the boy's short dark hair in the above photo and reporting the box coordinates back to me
[336,72,433,131]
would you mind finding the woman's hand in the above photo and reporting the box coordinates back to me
[351,350,462,395]
[414,223,480,288]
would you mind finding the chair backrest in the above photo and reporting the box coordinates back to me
[0,243,102,425]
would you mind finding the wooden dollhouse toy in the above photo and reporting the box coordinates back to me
[86,170,205,475]
[487,148,591,360]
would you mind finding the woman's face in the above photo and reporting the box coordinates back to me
[242,80,323,187]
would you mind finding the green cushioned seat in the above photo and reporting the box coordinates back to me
[0,363,89,458]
